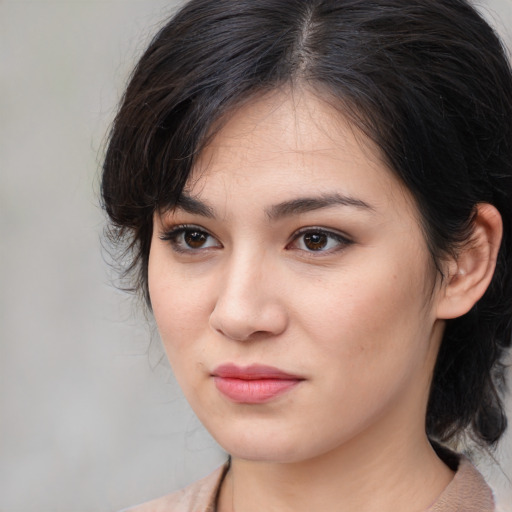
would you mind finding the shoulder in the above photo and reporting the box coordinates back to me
[428,454,495,512]
[121,463,229,512]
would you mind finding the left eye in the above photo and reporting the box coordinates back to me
[289,229,351,253]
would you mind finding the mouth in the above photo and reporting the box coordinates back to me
[212,363,304,404]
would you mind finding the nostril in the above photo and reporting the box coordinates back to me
[209,301,288,342]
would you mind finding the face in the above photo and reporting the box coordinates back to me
[148,90,446,464]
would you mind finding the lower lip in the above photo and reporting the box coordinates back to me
[213,377,301,404]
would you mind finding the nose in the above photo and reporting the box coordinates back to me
[209,254,288,342]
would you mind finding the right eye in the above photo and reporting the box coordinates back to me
[159,225,222,253]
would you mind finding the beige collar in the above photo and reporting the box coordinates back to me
[125,454,495,512]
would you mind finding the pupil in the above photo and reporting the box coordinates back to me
[185,231,207,248]
[305,232,327,250]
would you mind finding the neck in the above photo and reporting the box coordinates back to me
[218,408,453,512]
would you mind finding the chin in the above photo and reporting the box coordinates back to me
[205,421,338,464]
[223,441,307,464]
[201,420,299,462]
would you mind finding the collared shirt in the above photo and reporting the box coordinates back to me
[124,456,495,512]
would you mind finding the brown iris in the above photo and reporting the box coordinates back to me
[185,230,208,248]
[304,232,328,251]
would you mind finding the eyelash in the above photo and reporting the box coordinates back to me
[287,227,353,255]
[159,224,222,254]
[159,224,353,255]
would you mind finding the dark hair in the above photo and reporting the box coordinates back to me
[102,0,512,447]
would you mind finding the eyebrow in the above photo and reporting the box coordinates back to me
[174,192,374,220]
[175,194,215,218]
[265,193,375,220]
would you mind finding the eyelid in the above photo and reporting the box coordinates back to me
[158,223,353,256]
[287,226,354,254]
[159,223,222,253]
[159,223,194,240]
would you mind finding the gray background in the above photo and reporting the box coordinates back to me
[1,1,511,511]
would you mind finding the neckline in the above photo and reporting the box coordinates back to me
[212,450,494,512]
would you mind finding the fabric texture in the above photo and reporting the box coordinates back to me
[426,456,495,511]
[121,465,228,512]
[123,455,495,512]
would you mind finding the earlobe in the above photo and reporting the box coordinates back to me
[436,203,503,320]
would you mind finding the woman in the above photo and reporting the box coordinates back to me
[102,0,512,510]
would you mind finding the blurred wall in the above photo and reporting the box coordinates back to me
[1,1,511,511]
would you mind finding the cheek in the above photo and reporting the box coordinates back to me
[152,288,210,352]
[296,257,434,373]
[289,268,435,442]
[148,251,213,355]
[149,281,214,402]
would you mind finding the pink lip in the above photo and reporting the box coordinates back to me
[212,364,303,404]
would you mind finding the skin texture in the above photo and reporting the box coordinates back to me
[148,90,501,512]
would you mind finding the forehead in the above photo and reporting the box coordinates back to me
[185,89,415,218]
[194,89,380,170]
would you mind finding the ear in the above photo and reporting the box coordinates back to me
[436,203,503,320]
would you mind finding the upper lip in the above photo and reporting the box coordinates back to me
[212,363,303,380]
